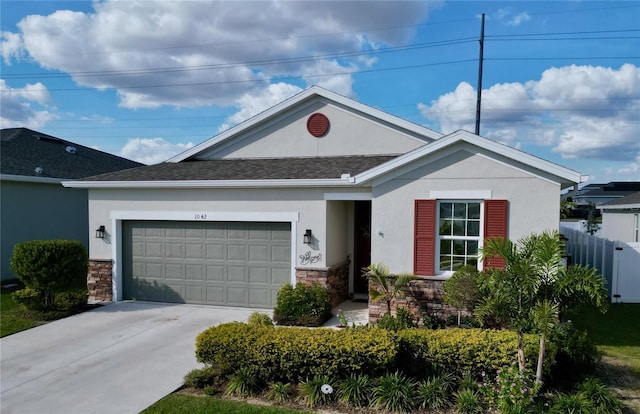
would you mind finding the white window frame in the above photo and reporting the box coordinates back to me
[634,213,639,243]
[435,200,484,275]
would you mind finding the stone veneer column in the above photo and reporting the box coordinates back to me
[87,259,113,302]
[368,278,462,325]
[295,259,350,308]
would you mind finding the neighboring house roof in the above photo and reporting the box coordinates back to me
[169,86,444,162]
[0,128,143,182]
[573,181,640,203]
[599,191,640,210]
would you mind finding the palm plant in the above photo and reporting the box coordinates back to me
[479,230,608,383]
[364,263,417,315]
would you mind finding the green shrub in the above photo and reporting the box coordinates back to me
[337,374,373,407]
[247,311,273,326]
[183,366,220,389]
[10,240,87,309]
[396,328,556,380]
[548,321,600,389]
[300,375,335,407]
[225,367,259,396]
[416,374,453,410]
[272,283,332,326]
[454,388,484,414]
[11,287,45,310]
[490,364,540,412]
[372,372,416,413]
[577,377,623,414]
[54,289,88,311]
[550,392,593,414]
[377,307,416,330]
[265,382,293,403]
[444,265,481,326]
[196,323,397,383]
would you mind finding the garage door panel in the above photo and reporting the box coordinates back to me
[227,244,246,260]
[124,220,290,307]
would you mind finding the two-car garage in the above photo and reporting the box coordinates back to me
[121,221,291,308]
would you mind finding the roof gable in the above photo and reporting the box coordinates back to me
[0,128,143,180]
[354,130,586,188]
[168,86,443,162]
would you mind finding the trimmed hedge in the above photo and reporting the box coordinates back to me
[196,323,397,383]
[272,283,332,326]
[396,328,557,379]
[195,323,557,385]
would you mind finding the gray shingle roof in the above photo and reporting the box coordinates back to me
[601,191,640,207]
[80,155,398,181]
[1,128,143,179]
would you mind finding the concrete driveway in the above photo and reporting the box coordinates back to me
[1,301,259,414]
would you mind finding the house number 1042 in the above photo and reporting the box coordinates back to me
[194,213,207,220]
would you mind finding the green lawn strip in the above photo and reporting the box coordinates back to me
[568,303,640,372]
[0,285,45,337]
[141,394,310,414]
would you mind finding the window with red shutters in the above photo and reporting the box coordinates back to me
[414,199,508,275]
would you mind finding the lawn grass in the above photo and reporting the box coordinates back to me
[140,394,309,414]
[0,281,45,337]
[569,303,640,374]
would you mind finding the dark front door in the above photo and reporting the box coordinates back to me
[354,200,371,295]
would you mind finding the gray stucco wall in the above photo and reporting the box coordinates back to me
[1,180,88,280]
[199,102,428,159]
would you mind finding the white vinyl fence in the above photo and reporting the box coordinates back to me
[560,226,640,303]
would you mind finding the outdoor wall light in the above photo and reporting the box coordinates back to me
[95,225,106,239]
[303,229,313,244]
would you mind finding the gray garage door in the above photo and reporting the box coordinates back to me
[123,221,291,307]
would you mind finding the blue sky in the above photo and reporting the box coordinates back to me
[1,1,639,184]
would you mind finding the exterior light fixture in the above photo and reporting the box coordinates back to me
[95,225,106,239]
[303,229,313,244]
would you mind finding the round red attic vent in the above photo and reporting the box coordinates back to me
[307,113,330,137]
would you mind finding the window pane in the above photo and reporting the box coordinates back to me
[453,240,465,255]
[467,221,480,237]
[452,220,465,236]
[453,203,466,219]
[439,219,452,236]
[468,203,481,219]
[467,257,478,267]
[440,255,452,271]
[440,240,452,254]
[467,240,478,255]
[440,203,452,219]
[452,257,465,270]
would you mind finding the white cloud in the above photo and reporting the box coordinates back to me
[0,31,24,64]
[0,79,57,128]
[7,0,433,109]
[492,8,531,27]
[119,138,195,164]
[419,64,640,163]
[218,83,303,132]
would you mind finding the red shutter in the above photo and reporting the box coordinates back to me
[484,199,508,269]
[414,199,436,276]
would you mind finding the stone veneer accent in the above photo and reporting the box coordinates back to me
[87,259,113,302]
[295,259,350,308]
[368,278,461,325]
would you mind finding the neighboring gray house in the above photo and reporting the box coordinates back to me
[0,128,143,280]
[63,87,585,317]
[599,191,640,242]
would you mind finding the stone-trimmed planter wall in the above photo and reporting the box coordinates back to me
[368,278,460,325]
[295,259,350,308]
[87,259,113,302]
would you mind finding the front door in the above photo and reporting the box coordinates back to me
[353,200,371,295]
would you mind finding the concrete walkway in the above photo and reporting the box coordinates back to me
[0,301,259,414]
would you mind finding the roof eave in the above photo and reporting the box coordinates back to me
[0,174,64,184]
[61,178,359,189]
